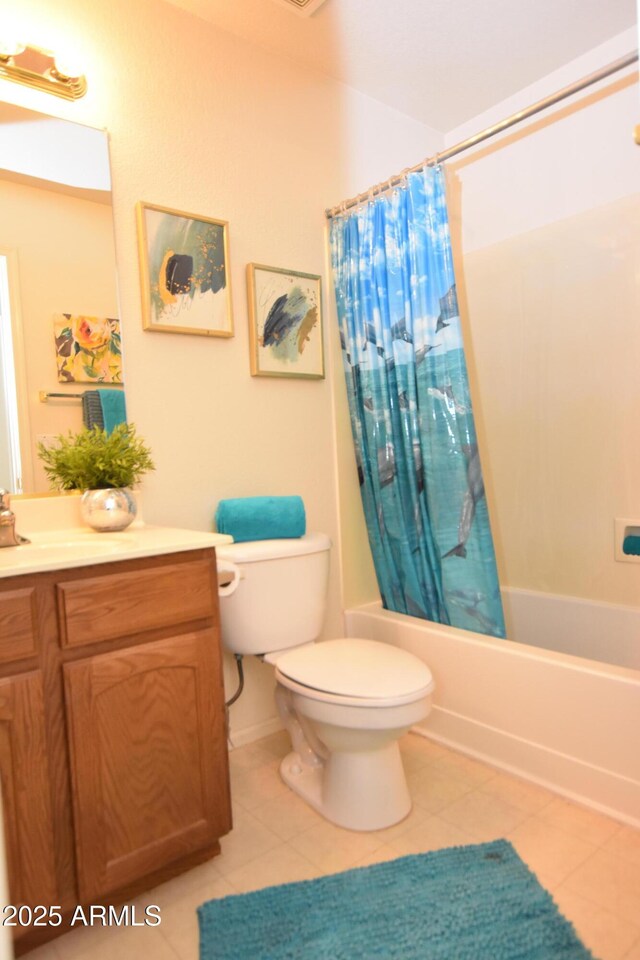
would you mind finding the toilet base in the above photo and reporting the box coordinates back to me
[279,741,412,832]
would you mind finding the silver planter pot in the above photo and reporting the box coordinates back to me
[80,488,137,532]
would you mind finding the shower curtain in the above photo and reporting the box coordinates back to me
[330,166,505,638]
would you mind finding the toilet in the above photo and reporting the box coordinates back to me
[216,533,434,831]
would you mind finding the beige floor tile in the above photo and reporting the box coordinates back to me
[215,807,282,875]
[50,729,637,960]
[538,797,623,847]
[438,789,529,842]
[52,920,131,960]
[54,925,176,960]
[18,944,58,960]
[605,825,640,867]
[132,859,224,913]
[553,886,640,960]
[229,757,289,810]
[228,741,276,772]
[249,787,325,840]
[623,937,640,959]
[371,798,432,843]
[402,748,436,777]
[508,817,597,888]
[257,729,291,759]
[479,771,556,814]
[409,764,474,813]
[399,732,447,765]
[288,820,384,873]
[563,849,640,927]
[224,842,321,893]
[351,844,405,868]
[431,751,497,787]
[387,814,476,857]
[144,872,234,926]
[154,875,235,960]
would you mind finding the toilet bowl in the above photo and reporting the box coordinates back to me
[271,638,433,830]
[217,535,435,831]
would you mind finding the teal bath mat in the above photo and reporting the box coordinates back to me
[198,839,595,959]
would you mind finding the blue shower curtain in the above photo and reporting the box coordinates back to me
[330,166,505,638]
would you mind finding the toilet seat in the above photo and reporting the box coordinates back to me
[274,638,434,708]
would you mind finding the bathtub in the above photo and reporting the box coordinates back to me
[345,592,640,827]
[504,587,640,671]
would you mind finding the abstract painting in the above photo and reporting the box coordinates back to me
[247,264,323,378]
[136,202,233,337]
[53,314,123,383]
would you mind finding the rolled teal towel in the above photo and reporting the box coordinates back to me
[97,389,127,435]
[215,496,306,543]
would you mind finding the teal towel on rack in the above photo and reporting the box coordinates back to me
[215,496,306,542]
[81,391,105,430]
[97,389,127,434]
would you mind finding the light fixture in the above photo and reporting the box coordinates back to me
[269,0,329,15]
[0,41,87,100]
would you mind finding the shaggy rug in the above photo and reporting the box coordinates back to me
[198,839,595,959]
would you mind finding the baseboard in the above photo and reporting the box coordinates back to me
[228,715,284,749]
[412,706,640,829]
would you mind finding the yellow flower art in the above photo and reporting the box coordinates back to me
[53,313,123,383]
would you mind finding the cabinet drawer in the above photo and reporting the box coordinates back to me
[57,557,216,649]
[0,588,38,663]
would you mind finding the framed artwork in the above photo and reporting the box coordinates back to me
[247,263,324,379]
[136,201,233,337]
[53,314,123,383]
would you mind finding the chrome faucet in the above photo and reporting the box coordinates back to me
[0,490,30,547]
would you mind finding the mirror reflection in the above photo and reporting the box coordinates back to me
[0,103,122,495]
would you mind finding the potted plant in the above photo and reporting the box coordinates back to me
[37,423,155,531]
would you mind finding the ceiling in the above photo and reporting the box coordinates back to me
[162,0,636,131]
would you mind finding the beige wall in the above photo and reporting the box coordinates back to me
[0,0,441,740]
[0,179,118,491]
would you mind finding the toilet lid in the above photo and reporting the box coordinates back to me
[274,638,434,702]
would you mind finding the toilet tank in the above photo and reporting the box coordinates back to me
[216,533,331,656]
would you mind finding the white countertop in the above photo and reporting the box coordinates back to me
[0,525,233,578]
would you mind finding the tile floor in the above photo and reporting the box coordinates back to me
[26,731,640,960]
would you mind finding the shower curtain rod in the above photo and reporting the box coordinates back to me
[325,50,638,219]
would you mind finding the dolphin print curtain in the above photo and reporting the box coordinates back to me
[330,166,505,638]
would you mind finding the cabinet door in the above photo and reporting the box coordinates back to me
[64,630,231,901]
[0,672,57,910]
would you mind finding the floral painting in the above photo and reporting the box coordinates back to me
[247,264,323,378]
[137,202,233,337]
[53,314,123,383]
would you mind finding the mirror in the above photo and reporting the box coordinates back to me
[0,102,122,495]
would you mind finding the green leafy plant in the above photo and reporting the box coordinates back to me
[37,423,155,490]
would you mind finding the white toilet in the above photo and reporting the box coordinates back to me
[216,533,434,831]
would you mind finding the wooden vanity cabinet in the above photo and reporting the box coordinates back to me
[0,671,58,911]
[0,547,231,954]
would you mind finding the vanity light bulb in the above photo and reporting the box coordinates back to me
[52,53,83,81]
[0,38,25,59]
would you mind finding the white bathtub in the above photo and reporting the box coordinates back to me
[504,587,640,671]
[345,596,640,827]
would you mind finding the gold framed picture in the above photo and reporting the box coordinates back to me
[247,263,324,379]
[136,201,233,337]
